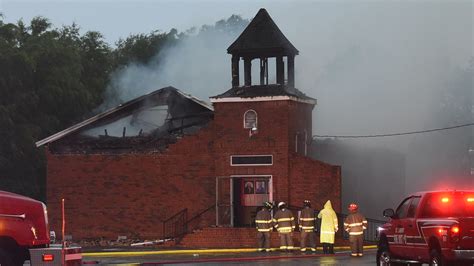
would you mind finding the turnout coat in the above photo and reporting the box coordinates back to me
[344,212,367,236]
[255,208,273,232]
[273,208,295,233]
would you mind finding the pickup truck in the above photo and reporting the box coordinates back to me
[376,190,474,266]
[0,190,81,265]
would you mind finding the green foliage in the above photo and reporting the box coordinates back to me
[0,14,246,201]
[0,17,114,200]
[114,29,178,66]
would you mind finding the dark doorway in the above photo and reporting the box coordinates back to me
[232,177,270,227]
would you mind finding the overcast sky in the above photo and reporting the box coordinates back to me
[1,0,279,45]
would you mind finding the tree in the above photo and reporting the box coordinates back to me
[0,17,112,200]
[114,29,178,67]
[0,14,248,200]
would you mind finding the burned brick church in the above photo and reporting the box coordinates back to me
[37,9,341,247]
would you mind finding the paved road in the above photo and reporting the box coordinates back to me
[83,250,377,265]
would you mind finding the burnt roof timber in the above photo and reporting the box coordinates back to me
[35,86,213,147]
[166,111,213,121]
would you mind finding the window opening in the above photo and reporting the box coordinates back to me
[244,110,257,129]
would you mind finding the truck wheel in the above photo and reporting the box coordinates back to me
[377,248,403,266]
[377,247,408,266]
[429,249,447,266]
[0,248,14,266]
[12,252,27,266]
[377,248,391,266]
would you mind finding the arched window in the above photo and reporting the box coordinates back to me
[244,110,257,129]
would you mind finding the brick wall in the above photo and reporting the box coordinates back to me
[46,126,216,240]
[45,99,341,243]
[212,101,292,201]
[288,153,341,213]
[287,101,313,157]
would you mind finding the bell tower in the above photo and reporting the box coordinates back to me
[210,8,316,151]
[210,8,316,155]
[210,9,330,218]
[227,8,299,88]
[209,8,340,227]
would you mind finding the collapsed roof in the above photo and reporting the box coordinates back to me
[36,87,213,154]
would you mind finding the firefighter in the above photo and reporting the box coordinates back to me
[317,200,338,254]
[344,203,367,257]
[255,201,274,252]
[273,201,295,251]
[298,200,316,252]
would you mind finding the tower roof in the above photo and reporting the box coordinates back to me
[210,84,316,105]
[227,8,298,57]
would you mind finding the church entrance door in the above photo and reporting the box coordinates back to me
[232,176,272,227]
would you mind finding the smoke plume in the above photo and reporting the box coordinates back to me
[104,1,473,217]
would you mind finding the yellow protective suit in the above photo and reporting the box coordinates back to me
[317,200,338,244]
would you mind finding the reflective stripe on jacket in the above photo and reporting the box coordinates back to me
[299,207,316,232]
[344,212,367,235]
[255,209,273,232]
[274,209,295,233]
[317,200,338,244]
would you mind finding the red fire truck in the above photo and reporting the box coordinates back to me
[377,190,474,265]
[0,190,81,265]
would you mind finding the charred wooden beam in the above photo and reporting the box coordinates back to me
[167,121,209,134]
[165,111,213,121]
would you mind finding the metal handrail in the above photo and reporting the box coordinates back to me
[162,205,217,240]
[162,208,188,239]
[164,208,188,223]
[186,204,215,227]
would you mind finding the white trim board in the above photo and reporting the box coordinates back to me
[210,96,316,105]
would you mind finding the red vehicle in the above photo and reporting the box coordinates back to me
[0,190,81,265]
[377,190,474,265]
